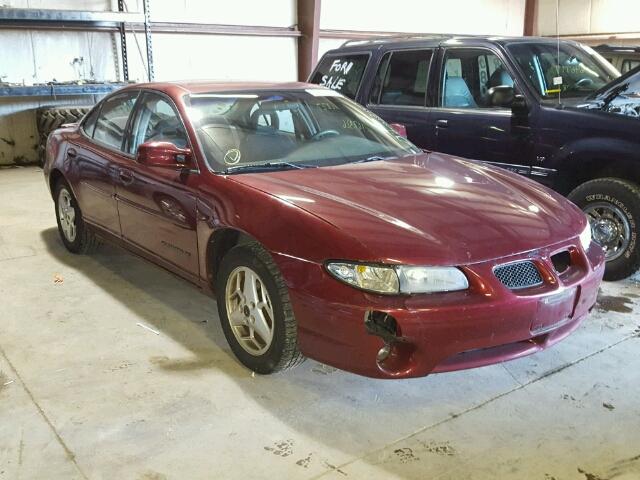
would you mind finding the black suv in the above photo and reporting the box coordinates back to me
[310,35,640,280]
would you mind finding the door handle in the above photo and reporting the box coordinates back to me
[67,147,77,158]
[118,169,134,185]
[436,119,449,128]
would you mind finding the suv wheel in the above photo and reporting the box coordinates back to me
[216,243,305,374]
[568,178,640,281]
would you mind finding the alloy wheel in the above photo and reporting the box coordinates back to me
[58,188,77,243]
[224,266,275,356]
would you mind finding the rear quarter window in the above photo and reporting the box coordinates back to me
[309,54,369,99]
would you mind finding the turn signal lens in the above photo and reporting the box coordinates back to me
[326,263,399,294]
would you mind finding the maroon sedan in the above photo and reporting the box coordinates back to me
[43,81,605,379]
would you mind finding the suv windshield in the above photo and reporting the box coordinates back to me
[507,42,619,100]
[185,89,420,173]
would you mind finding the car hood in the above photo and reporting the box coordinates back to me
[230,152,587,266]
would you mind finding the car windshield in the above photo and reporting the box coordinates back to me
[184,89,420,173]
[507,42,619,100]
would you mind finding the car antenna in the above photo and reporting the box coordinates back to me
[556,0,561,105]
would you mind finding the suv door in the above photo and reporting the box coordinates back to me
[116,91,200,276]
[366,49,435,149]
[431,47,532,174]
[73,90,139,236]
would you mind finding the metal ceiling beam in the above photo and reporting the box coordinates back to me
[0,19,302,38]
[297,0,321,81]
[0,83,128,97]
[0,7,143,24]
[148,22,301,37]
[524,0,538,36]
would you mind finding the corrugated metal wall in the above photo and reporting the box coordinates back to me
[0,0,298,165]
[318,0,527,57]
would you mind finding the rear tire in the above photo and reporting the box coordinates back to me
[568,178,640,281]
[53,179,100,254]
[216,243,304,374]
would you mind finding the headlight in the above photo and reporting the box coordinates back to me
[396,265,469,293]
[579,222,592,251]
[326,262,469,295]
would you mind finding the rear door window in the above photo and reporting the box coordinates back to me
[377,49,433,106]
[82,105,100,137]
[92,91,139,151]
[309,54,370,99]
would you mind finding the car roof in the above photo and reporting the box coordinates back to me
[121,81,318,96]
[324,34,580,54]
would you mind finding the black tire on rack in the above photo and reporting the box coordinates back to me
[36,107,90,166]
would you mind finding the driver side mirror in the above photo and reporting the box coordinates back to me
[488,85,515,108]
[488,86,529,114]
[137,141,193,169]
[511,93,528,114]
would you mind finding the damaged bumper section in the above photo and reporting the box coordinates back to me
[273,240,606,379]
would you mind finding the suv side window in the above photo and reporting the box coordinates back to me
[622,59,640,73]
[369,52,391,104]
[377,50,432,106]
[441,48,514,109]
[309,54,370,99]
[92,91,139,150]
[127,92,188,154]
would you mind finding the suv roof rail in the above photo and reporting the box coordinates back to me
[339,33,461,48]
[595,44,640,53]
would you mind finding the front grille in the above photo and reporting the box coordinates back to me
[493,261,543,290]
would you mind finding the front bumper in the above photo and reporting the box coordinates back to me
[273,239,606,379]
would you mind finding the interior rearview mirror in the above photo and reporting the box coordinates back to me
[137,141,193,169]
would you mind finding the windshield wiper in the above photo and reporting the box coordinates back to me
[224,162,315,174]
[353,155,397,164]
[601,82,630,109]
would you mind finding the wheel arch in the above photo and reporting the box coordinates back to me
[205,227,260,293]
[556,153,640,195]
[49,168,67,198]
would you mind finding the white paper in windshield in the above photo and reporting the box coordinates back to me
[305,88,342,97]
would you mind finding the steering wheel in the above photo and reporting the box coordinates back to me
[310,129,340,141]
[575,77,594,89]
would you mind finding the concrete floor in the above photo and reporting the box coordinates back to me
[0,166,639,480]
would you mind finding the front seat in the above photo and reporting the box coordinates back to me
[443,77,477,108]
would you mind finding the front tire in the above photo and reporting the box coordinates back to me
[216,243,304,374]
[568,178,640,281]
[54,180,100,254]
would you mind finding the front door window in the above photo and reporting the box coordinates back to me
[127,92,189,154]
[441,49,515,109]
